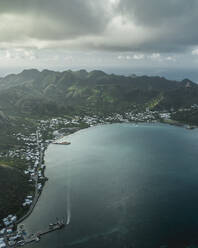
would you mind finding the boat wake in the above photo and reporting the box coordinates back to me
[66,188,71,225]
[66,165,71,225]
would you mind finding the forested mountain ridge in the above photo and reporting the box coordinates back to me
[0,69,197,116]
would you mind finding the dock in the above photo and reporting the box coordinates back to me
[38,221,65,237]
[13,219,65,247]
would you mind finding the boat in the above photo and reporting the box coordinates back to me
[186,125,195,130]
[58,222,65,229]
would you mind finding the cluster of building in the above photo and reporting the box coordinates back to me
[35,111,171,135]
[0,127,47,247]
[0,215,18,247]
[177,104,198,112]
[79,110,163,124]
[0,226,25,247]
[79,110,170,125]
[2,216,17,228]
[0,238,6,248]
[39,117,76,131]
[22,196,33,207]
[158,112,171,119]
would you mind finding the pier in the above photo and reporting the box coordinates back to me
[13,219,65,247]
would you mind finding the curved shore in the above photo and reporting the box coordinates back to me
[13,122,198,248]
[13,119,197,230]
[15,144,45,226]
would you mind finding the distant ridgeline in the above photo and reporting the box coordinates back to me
[0,69,198,120]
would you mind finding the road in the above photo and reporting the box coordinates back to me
[16,130,44,225]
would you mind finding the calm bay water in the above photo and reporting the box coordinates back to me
[23,123,198,248]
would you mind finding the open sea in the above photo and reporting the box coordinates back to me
[22,123,198,248]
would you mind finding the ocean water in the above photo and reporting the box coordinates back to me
[23,123,198,248]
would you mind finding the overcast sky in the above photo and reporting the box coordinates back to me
[1,0,198,79]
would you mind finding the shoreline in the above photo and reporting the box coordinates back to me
[16,119,198,224]
[1,118,196,247]
[15,137,48,227]
[18,120,198,247]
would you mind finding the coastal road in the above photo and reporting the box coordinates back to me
[16,131,43,225]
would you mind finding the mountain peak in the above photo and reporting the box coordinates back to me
[88,70,107,78]
[20,69,40,78]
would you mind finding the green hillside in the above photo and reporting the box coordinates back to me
[0,69,198,117]
[0,163,32,219]
[0,69,198,221]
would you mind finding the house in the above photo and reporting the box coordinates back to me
[0,241,6,248]
[0,229,5,235]
[7,228,13,234]
[8,240,16,246]
[9,234,20,241]
[38,183,42,190]
[4,220,11,226]
[10,216,17,223]
[24,170,29,175]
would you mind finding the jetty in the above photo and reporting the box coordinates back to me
[14,219,65,247]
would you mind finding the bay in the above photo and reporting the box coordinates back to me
[22,123,198,248]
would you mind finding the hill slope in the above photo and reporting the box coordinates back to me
[0,164,31,219]
[0,69,198,116]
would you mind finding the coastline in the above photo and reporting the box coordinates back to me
[16,120,198,248]
[16,119,197,225]
[1,118,196,247]
[160,118,198,130]
[15,137,48,227]
[15,151,45,226]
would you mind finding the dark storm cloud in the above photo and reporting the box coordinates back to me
[118,0,197,26]
[116,0,198,52]
[0,0,110,40]
[0,0,198,53]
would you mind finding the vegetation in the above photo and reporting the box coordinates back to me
[0,163,33,219]
[172,109,198,125]
[0,69,198,221]
[0,69,198,117]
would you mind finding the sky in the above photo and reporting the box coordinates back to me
[1,0,198,80]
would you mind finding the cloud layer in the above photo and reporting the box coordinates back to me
[0,0,198,53]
